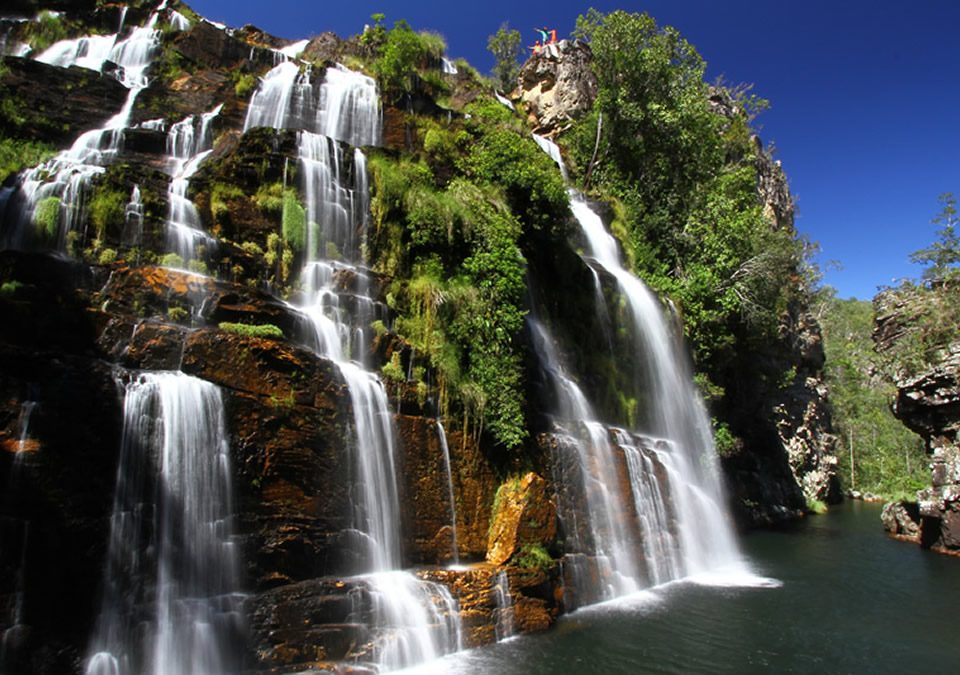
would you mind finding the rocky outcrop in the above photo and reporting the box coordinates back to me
[772,301,842,506]
[486,472,557,566]
[517,39,597,136]
[1,55,129,151]
[881,500,921,541]
[874,287,960,554]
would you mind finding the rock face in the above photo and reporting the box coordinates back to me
[517,39,597,135]
[874,284,960,554]
[772,301,842,506]
[486,472,557,566]
[712,94,841,523]
[881,500,921,540]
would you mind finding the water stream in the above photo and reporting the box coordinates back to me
[530,135,748,606]
[85,372,245,675]
[243,59,461,671]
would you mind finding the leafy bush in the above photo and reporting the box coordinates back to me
[97,248,117,265]
[371,20,448,97]
[281,188,305,251]
[218,322,284,339]
[33,196,61,241]
[24,11,69,52]
[88,187,127,240]
[512,543,553,569]
[234,72,258,99]
[0,138,55,183]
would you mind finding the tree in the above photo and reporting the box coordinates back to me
[910,192,959,281]
[487,23,521,92]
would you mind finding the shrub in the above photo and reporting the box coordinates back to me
[218,321,284,339]
[512,543,553,570]
[234,72,258,99]
[282,188,306,252]
[88,187,127,240]
[33,196,61,241]
[97,248,117,265]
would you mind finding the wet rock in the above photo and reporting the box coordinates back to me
[881,501,921,540]
[486,472,557,566]
[396,416,498,564]
[0,55,129,151]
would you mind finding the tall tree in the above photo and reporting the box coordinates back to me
[910,192,959,281]
[487,23,521,92]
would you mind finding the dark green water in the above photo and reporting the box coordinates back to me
[413,501,960,673]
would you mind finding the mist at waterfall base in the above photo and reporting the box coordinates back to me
[400,502,960,674]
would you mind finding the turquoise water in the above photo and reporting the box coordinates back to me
[412,501,960,673]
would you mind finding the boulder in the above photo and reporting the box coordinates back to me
[517,39,597,135]
[486,472,557,566]
[881,500,921,539]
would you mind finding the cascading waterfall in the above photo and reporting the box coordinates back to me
[493,571,515,642]
[85,372,245,675]
[244,60,460,670]
[164,106,222,266]
[0,402,37,673]
[122,185,143,249]
[531,134,748,604]
[437,421,460,565]
[0,9,160,252]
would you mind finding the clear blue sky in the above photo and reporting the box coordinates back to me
[188,0,960,300]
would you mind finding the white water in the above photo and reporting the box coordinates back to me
[122,185,143,248]
[1,12,160,252]
[244,60,461,671]
[245,61,381,148]
[0,401,37,671]
[436,421,459,564]
[530,134,750,604]
[441,57,458,75]
[85,372,245,675]
[164,106,222,266]
[493,571,515,642]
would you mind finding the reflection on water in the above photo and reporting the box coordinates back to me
[402,502,960,674]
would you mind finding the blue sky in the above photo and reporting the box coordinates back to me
[188,0,960,300]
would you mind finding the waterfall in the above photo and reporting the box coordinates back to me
[164,106,222,267]
[441,57,458,75]
[531,134,748,605]
[0,401,37,672]
[244,61,461,670]
[85,372,245,675]
[437,421,460,565]
[122,185,143,250]
[1,12,160,252]
[493,571,515,642]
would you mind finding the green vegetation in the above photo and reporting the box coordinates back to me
[819,295,927,497]
[233,72,258,99]
[281,188,306,252]
[563,9,808,440]
[368,18,448,98]
[487,23,522,92]
[909,192,959,282]
[23,11,69,52]
[0,138,56,183]
[33,196,62,241]
[0,281,24,298]
[512,543,553,569]
[219,321,285,339]
[88,187,128,241]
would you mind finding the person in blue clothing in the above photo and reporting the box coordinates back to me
[536,27,549,44]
